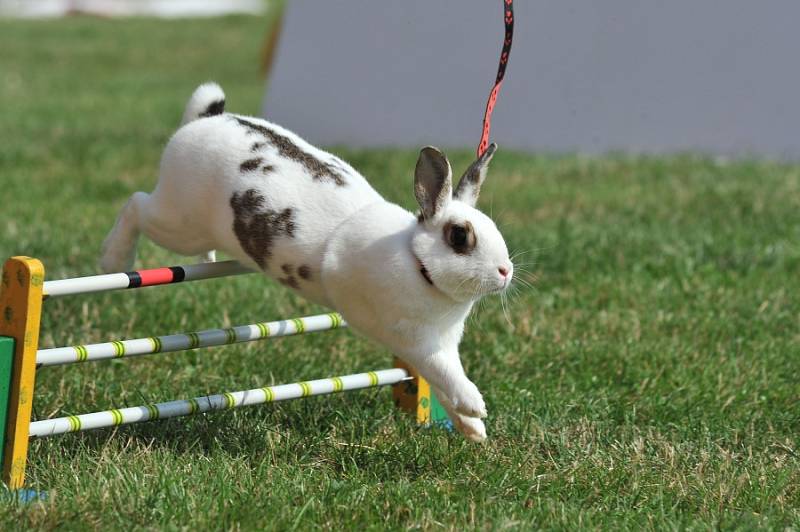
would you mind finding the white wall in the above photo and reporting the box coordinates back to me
[264,1,800,159]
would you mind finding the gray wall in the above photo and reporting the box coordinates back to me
[264,1,800,159]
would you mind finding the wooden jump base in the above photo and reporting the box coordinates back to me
[0,256,447,490]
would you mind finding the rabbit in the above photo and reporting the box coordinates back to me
[99,82,514,442]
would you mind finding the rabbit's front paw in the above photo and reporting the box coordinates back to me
[453,415,487,442]
[450,381,487,418]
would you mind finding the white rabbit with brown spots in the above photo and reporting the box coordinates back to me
[100,83,513,441]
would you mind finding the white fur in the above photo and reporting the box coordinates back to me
[181,82,225,126]
[100,83,513,441]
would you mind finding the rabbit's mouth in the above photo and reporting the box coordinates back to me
[489,277,512,294]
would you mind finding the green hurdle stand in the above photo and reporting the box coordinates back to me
[0,337,14,459]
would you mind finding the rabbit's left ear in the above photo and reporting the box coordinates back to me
[454,143,497,207]
[415,146,452,222]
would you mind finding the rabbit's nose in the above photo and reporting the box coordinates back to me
[498,266,510,278]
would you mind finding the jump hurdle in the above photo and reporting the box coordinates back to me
[0,256,447,489]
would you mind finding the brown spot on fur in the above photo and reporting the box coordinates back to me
[329,156,353,175]
[281,263,293,274]
[279,276,299,289]
[234,117,347,186]
[200,99,225,117]
[297,264,311,280]
[262,164,275,174]
[230,189,296,269]
[240,158,263,173]
[443,221,476,255]
[251,141,266,152]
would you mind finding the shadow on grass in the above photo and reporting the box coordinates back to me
[29,389,483,481]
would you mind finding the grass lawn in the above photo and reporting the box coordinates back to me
[1,14,799,531]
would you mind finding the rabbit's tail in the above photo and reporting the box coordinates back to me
[180,82,226,126]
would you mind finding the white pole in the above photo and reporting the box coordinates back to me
[43,261,253,298]
[36,313,346,366]
[28,368,410,438]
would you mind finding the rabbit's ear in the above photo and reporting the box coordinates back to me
[415,146,452,221]
[454,143,497,207]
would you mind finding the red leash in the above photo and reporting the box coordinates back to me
[477,0,514,158]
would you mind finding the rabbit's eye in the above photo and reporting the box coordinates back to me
[444,222,476,254]
[451,226,467,246]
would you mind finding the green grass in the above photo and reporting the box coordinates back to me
[1,15,799,531]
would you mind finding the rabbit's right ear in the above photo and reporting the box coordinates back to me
[415,146,452,222]
[454,143,497,207]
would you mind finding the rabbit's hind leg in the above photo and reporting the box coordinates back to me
[198,250,216,263]
[99,191,211,272]
[99,191,151,273]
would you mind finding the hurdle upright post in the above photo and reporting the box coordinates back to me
[0,337,14,462]
[0,257,44,489]
[392,358,449,426]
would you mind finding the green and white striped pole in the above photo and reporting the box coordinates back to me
[28,368,409,438]
[36,313,345,366]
